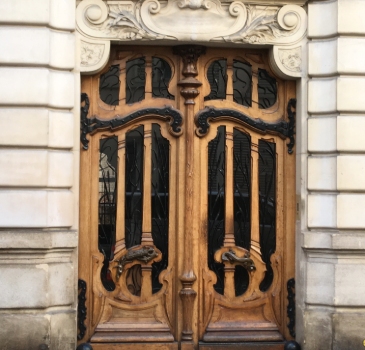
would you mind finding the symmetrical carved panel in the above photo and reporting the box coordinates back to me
[76,0,307,77]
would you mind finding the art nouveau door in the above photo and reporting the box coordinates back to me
[78,45,296,350]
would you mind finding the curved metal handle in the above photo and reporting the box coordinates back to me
[114,245,159,281]
[221,249,256,271]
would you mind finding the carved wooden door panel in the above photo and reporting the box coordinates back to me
[78,46,296,350]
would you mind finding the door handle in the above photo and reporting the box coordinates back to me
[114,245,160,281]
[221,249,256,271]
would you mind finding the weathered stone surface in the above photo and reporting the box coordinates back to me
[333,313,365,350]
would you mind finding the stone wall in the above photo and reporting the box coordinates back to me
[0,1,79,349]
[303,0,365,349]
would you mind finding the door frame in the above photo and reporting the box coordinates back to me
[76,1,308,347]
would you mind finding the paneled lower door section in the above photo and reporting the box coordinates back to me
[79,45,296,349]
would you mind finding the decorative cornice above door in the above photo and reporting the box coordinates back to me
[76,0,307,78]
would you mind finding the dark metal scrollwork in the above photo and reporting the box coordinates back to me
[80,93,90,150]
[80,92,183,150]
[287,277,296,337]
[115,246,159,281]
[77,279,87,341]
[222,249,256,271]
[286,98,296,154]
[195,106,290,139]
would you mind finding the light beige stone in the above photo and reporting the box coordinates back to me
[49,71,75,109]
[308,194,337,228]
[0,68,49,106]
[337,155,365,190]
[49,0,75,30]
[308,1,338,38]
[338,37,365,74]
[335,263,365,305]
[0,230,78,249]
[48,151,74,187]
[338,0,365,35]
[47,190,74,227]
[0,190,47,227]
[337,194,365,229]
[48,263,75,305]
[0,27,49,65]
[48,110,74,149]
[308,117,337,153]
[303,309,333,350]
[0,108,49,146]
[308,78,337,114]
[308,156,336,191]
[0,149,48,187]
[0,314,50,350]
[0,0,49,25]
[308,39,337,76]
[50,31,75,69]
[333,312,365,350]
[306,261,335,305]
[337,115,365,151]
[337,77,365,112]
[50,312,76,350]
[0,264,48,308]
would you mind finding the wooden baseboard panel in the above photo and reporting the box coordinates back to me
[90,343,178,350]
[199,342,285,350]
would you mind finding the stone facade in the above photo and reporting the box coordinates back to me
[0,0,365,349]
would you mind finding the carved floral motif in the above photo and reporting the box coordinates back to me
[80,41,105,67]
[279,47,302,72]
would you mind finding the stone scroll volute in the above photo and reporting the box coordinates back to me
[76,0,308,78]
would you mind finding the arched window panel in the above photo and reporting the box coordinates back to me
[99,65,120,106]
[99,136,118,292]
[151,123,170,293]
[233,128,251,297]
[233,60,252,107]
[126,57,146,104]
[207,126,226,295]
[152,57,174,100]
[258,139,276,292]
[258,69,277,109]
[204,59,227,101]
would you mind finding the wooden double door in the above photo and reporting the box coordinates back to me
[79,45,296,350]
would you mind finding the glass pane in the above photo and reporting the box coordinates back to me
[204,60,227,101]
[233,60,252,107]
[99,65,120,106]
[152,57,174,100]
[208,126,226,295]
[99,136,118,291]
[233,128,251,296]
[126,58,146,104]
[258,139,276,291]
[125,126,144,248]
[258,69,277,109]
[151,124,170,293]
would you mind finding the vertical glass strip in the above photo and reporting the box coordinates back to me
[208,126,226,295]
[258,69,277,109]
[99,136,118,291]
[125,126,144,248]
[152,57,174,100]
[233,60,252,107]
[233,128,251,296]
[151,124,170,293]
[204,60,227,101]
[258,139,276,292]
[99,65,120,106]
[126,57,146,104]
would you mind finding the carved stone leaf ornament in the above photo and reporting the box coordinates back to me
[76,0,307,77]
